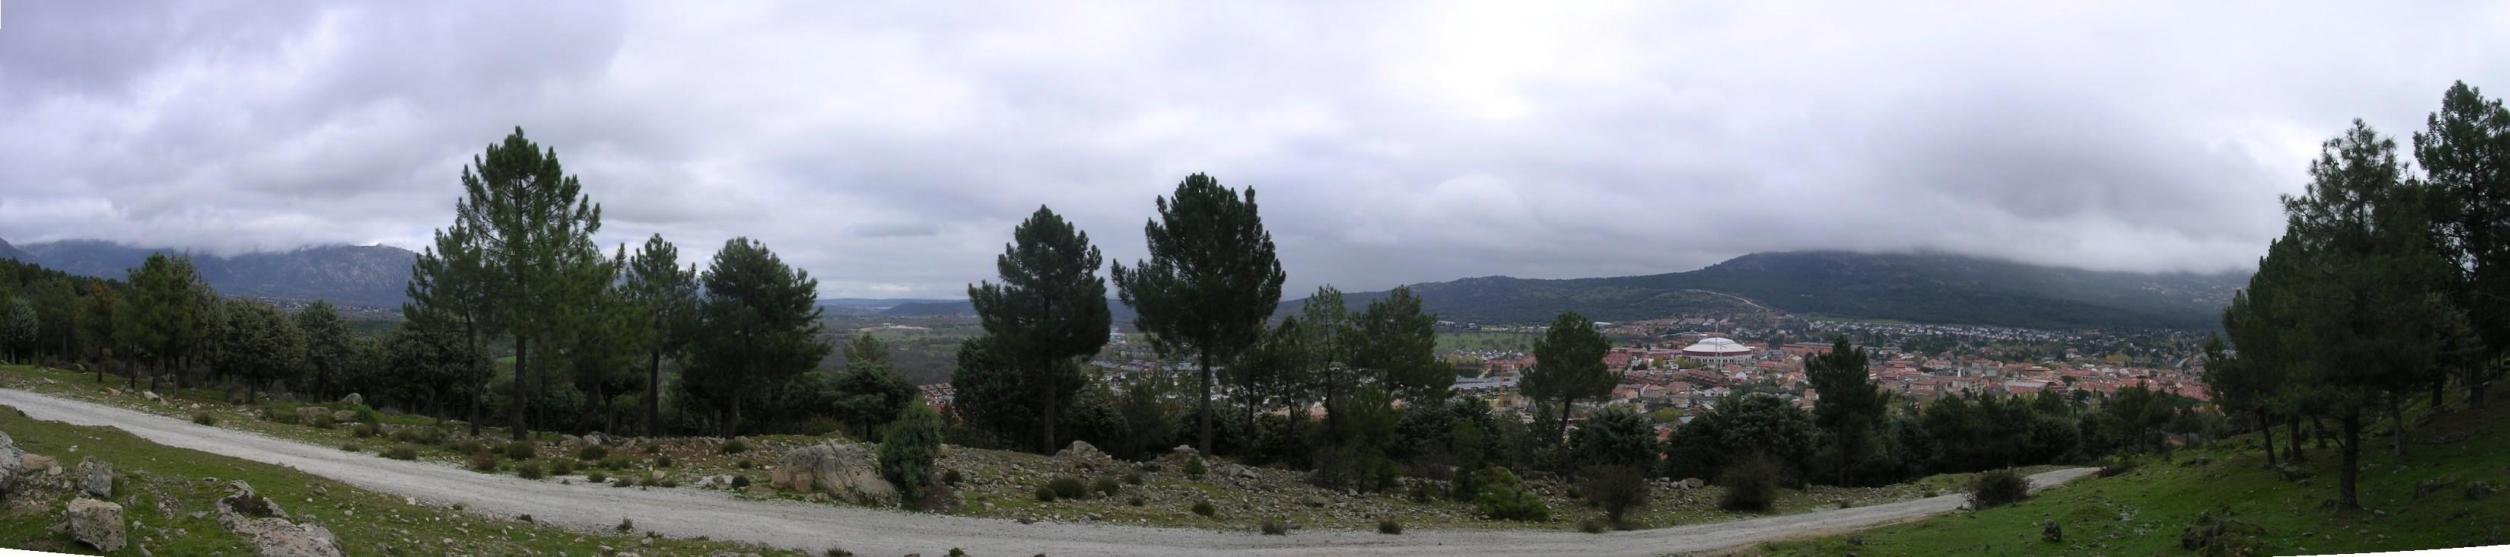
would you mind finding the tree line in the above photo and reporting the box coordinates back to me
[2208,81,2510,511]
[0,126,2219,517]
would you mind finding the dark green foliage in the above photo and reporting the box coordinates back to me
[1259,518,1289,535]
[1469,467,1549,521]
[1091,477,1120,497]
[380,444,417,460]
[1183,456,1206,478]
[721,438,749,454]
[213,298,308,402]
[1582,464,1650,527]
[1579,518,1609,534]
[1524,311,1614,447]
[879,403,944,505]
[1032,484,1057,502]
[449,128,610,441]
[516,460,546,480]
[1718,456,1781,512]
[1191,499,1217,517]
[296,300,351,400]
[467,449,499,471]
[1349,287,1447,403]
[578,445,607,461]
[655,455,673,468]
[943,469,965,485]
[1377,518,1403,535]
[1806,337,1887,486]
[968,206,1113,453]
[1664,393,1816,482]
[622,234,699,436]
[831,333,917,440]
[2179,508,2268,557]
[1047,476,1088,500]
[685,237,829,436]
[2415,81,2510,410]
[1571,404,1657,473]
[1967,468,2029,509]
[1313,388,1399,492]
[192,413,216,426]
[502,441,536,460]
[1113,174,1287,453]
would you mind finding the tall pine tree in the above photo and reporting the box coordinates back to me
[1113,174,1286,453]
[451,127,608,440]
[622,234,699,435]
[1523,311,1614,447]
[970,206,1112,453]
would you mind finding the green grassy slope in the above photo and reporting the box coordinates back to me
[1748,397,2510,556]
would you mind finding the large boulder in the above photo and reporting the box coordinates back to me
[65,498,127,552]
[216,481,343,557]
[294,407,329,424]
[338,393,363,407]
[76,457,113,498]
[0,431,24,492]
[769,443,896,505]
[1055,441,1118,472]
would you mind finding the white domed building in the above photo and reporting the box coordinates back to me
[1679,337,1756,364]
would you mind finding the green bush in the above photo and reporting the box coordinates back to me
[731,475,750,488]
[578,445,609,461]
[611,477,634,488]
[382,444,420,460]
[722,438,751,454]
[516,460,547,480]
[192,413,218,426]
[1582,465,1650,528]
[466,449,499,472]
[352,422,381,438]
[878,404,943,505]
[1260,518,1289,535]
[392,427,446,446]
[1377,518,1403,535]
[1472,467,1550,521]
[1034,484,1057,502]
[1968,469,2030,509]
[2179,507,2267,556]
[352,405,379,425]
[600,457,630,470]
[738,458,756,469]
[1124,471,1144,485]
[548,458,576,476]
[1191,500,1217,517]
[2097,454,2140,478]
[655,455,675,468]
[586,472,607,483]
[942,469,964,485]
[1092,477,1121,497]
[1047,476,1089,500]
[1579,517,1609,533]
[502,441,536,460]
[1183,457,1207,478]
[339,442,361,452]
[1127,496,1144,507]
[1718,457,1780,512]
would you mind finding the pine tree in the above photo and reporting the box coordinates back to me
[1806,337,1882,485]
[297,300,351,400]
[214,299,307,403]
[1523,311,1614,447]
[621,234,699,435]
[126,254,212,392]
[1350,287,1447,403]
[1113,174,1286,454]
[688,238,828,436]
[832,332,916,440]
[451,127,608,440]
[2278,120,2467,510]
[405,222,500,436]
[971,206,1112,453]
[2413,81,2510,409]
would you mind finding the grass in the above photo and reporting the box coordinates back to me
[1748,391,2510,556]
[0,396,794,556]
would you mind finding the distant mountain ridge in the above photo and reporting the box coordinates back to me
[0,239,416,309]
[1368,251,2245,329]
[877,250,2244,329]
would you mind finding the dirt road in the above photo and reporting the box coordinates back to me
[0,388,2093,556]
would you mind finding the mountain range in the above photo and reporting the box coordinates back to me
[0,239,2246,329]
[874,251,2246,330]
[0,239,417,309]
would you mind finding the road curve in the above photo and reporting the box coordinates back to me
[0,388,2093,556]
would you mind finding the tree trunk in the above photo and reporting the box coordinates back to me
[2286,416,2305,463]
[1555,396,1575,447]
[2389,397,2406,459]
[2337,409,2361,511]
[2258,410,2278,468]
[728,388,743,438]
[1197,352,1214,454]
[511,336,530,441]
[2470,364,2491,409]
[647,348,662,437]
[1042,367,1060,454]
[2312,417,2332,449]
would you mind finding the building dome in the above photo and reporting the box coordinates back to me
[1681,337,1754,359]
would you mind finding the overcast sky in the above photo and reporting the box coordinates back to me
[4,2,2506,298]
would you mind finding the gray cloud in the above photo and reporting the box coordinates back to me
[4,1,2507,298]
